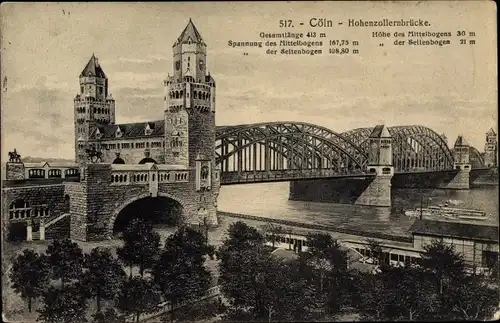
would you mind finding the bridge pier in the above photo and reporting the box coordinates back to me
[288,125,394,208]
[354,125,393,207]
[354,167,393,207]
[443,136,471,190]
[441,164,470,190]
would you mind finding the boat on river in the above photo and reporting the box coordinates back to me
[405,200,487,221]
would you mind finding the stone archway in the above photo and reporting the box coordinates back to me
[106,192,187,238]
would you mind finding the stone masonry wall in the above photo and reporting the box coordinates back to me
[97,142,165,164]
[188,110,216,167]
[355,175,392,207]
[440,169,470,190]
[6,163,25,180]
[75,163,221,241]
[65,181,88,241]
[288,177,373,204]
[2,184,67,223]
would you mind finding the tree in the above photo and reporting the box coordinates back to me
[380,266,438,321]
[9,249,50,313]
[304,233,348,269]
[257,257,314,322]
[420,239,466,295]
[218,222,269,317]
[116,276,162,323]
[222,221,265,250]
[218,222,313,321]
[261,223,284,247]
[117,218,161,277]
[299,233,348,299]
[91,308,126,323]
[152,226,213,323]
[359,273,390,321]
[46,239,85,288]
[448,275,500,321]
[81,247,127,313]
[37,285,88,323]
[365,238,386,266]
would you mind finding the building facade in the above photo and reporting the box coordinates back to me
[75,19,216,168]
[3,19,220,242]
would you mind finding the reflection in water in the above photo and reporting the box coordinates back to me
[218,182,499,237]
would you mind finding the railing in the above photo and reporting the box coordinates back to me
[219,211,413,243]
[3,177,80,188]
[221,169,370,184]
[45,213,69,229]
[125,286,221,322]
[109,170,190,186]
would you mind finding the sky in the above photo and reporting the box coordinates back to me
[1,1,497,160]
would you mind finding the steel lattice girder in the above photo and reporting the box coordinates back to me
[341,125,455,168]
[216,122,368,168]
[216,123,480,170]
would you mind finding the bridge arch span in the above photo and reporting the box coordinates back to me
[106,191,187,238]
[468,146,485,168]
[344,125,455,171]
[216,122,369,172]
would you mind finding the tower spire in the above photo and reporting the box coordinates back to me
[174,19,205,46]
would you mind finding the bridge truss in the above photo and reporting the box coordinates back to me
[342,126,455,172]
[216,122,485,183]
[215,122,369,183]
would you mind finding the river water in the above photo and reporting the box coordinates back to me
[217,182,499,237]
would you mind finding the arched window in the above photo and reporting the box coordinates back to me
[201,166,209,179]
[139,157,157,164]
[112,157,125,164]
[9,200,30,220]
[194,91,198,99]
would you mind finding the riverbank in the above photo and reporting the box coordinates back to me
[218,211,414,243]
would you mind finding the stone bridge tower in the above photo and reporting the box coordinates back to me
[74,54,116,163]
[163,19,217,172]
[484,128,497,167]
[355,125,394,207]
[447,135,471,189]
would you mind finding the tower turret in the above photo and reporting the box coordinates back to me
[484,128,497,167]
[74,54,115,162]
[164,19,216,169]
[367,125,393,174]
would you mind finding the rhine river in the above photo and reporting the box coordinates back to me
[217,182,499,237]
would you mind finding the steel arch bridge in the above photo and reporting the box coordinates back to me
[215,122,484,184]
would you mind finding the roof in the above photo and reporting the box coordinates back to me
[369,125,391,138]
[205,74,215,85]
[23,162,78,168]
[80,54,107,78]
[454,135,469,147]
[112,157,125,164]
[271,248,298,261]
[486,128,496,136]
[139,157,157,164]
[174,19,205,46]
[110,164,187,171]
[409,219,498,242]
[90,120,165,140]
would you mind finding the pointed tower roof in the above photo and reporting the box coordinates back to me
[174,18,205,46]
[486,128,496,136]
[454,135,469,147]
[369,125,391,138]
[80,54,107,78]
